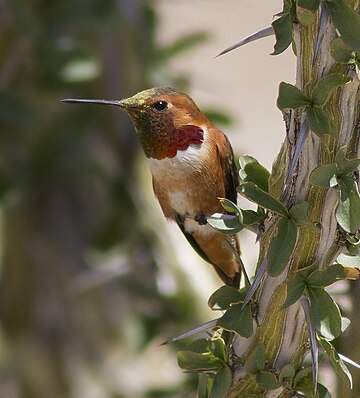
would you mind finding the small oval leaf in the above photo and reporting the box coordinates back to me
[277,82,312,110]
[306,106,334,138]
[217,303,253,338]
[325,0,360,52]
[308,287,342,340]
[311,73,351,107]
[309,163,338,187]
[238,182,289,217]
[267,218,298,277]
[210,366,232,398]
[208,286,245,310]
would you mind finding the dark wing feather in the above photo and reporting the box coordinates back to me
[216,136,239,203]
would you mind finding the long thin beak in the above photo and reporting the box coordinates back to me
[61,98,125,108]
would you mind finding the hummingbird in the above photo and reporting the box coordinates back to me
[62,87,241,288]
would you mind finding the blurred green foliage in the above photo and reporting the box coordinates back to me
[0,1,214,397]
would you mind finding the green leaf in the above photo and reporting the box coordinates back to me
[297,6,316,26]
[210,366,232,398]
[308,287,342,340]
[283,276,305,307]
[330,37,353,63]
[297,0,320,11]
[296,262,319,280]
[244,345,266,375]
[256,371,281,390]
[267,218,297,276]
[279,364,296,381]
[239,209,265,225]
[208,286,245,310]
[156,31,210,63]
[271,13,293,55]
[219,198,240,214]
[217,303,253,338]
[210,337,227,362]
[277,82,312,110]
[294,366,313,389]
[336,175,360,234]
[204,109,233,127]
[309,163,338,187]
[238,182,289,217]
[335,146,360,176]
[238,155,270,192]
[177,339,225,371]
[337,253,360,267]
[325,0,360,52]
[318,337,352,389]
[306,106,334,138]
[197,373,209,398]
[298,0,320,10]
[317,383,332,398]
[306,263,346,287]
[207,216,244,235]
[289,201,309,223]
[311,74,352,107]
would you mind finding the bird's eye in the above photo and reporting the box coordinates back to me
[152,101,169,112]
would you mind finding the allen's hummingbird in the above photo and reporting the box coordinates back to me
[62,87,241,287]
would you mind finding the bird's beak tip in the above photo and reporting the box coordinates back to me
[60,98,126,108]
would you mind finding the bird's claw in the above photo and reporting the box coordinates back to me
[194,214,207,225]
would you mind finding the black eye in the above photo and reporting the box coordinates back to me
[152,101,169,112]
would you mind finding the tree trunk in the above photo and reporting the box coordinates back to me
[229,2,360,396]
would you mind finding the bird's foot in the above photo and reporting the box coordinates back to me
[194,214,207,225]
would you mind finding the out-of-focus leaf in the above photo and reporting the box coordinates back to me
[336,175,360,234]
[325,0,360,52]
[198,374,210,398]
[306,106,334,138]
[217,303,253,337]
[308,287,342,340]
[311,74,351,107]
[277,82,312,110]
[60,57,101,83]
[319,337,352,389]
[156,32,210,63]
[267,217,297,276]
[204,109,233,127]
[238,182,289,217]
[208,286,245,310]
[210,366,232,398]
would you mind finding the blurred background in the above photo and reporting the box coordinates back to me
[0,0,323,397]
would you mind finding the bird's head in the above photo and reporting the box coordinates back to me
[62,87,207,160]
